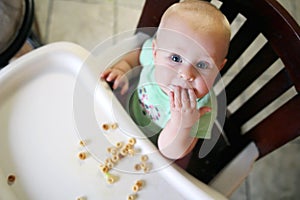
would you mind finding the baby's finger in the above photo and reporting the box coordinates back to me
[120,80,129,95]
[106,71,121,82]
[168,90,175,109]
[100,68,112,79]
[181,88,190,108]
[173,86,182,108]
[188,88,197,108]
[113,76,123,90]
[198,106,212,116]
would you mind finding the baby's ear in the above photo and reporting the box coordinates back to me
[219,58,227,70]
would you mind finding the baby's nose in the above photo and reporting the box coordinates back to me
[178,64,195,82]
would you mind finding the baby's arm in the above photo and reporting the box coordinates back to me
[100,49,141,94]
[158,86,211,159]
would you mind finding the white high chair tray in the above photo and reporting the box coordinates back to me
[0,41,227,200]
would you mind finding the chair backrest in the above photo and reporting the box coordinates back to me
[137,0,300,183]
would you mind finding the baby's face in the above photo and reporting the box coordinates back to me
[153,18,227,99]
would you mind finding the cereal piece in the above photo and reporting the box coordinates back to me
[128,138,136,145]
[105,173,119,184]
[143,166,150,173]
[111,154,119,163]
[115,141,123,149]
[111,123,118,129]
[77,197,86,200]
[105,158,113,164]
[7,174,16,185]
[110,148,118,155]
[125,144,133,150]
[100,165,109,173]
[102,123,110,131]
[140,155,148,162]
[132,184,140,193]
[106,147,112,153]
[78,152,87,160]
[106,162,114,169]
[135,180,144,188]
[128,149,135,156]
[79,140,85,146]
[127,194,137,200]
[140,162,146,169]
[134,164,141,171]
[106,176,116,184]
[120,148,128,156]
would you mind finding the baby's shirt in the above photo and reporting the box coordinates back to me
[128,38,216,141]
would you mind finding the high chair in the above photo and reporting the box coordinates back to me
[136,0,300,196]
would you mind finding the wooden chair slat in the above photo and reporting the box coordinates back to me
[230,69,294,127]
[221,19,260,75]
[225,43,278,104]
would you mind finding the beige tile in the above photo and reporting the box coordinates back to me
[48,0,114,50]
[33,0,50,42]
[277,0,300,23]
[248,138,300,200]
[116,0,145,9]
[116,2,145,35]
[229,180,247,200]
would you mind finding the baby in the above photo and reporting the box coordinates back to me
[101,0,231,160]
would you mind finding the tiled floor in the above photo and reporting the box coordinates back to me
[32,0,300,199]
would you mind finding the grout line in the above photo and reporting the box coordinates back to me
[113,0,118,44]
[44,0,54,43]
[245,177,251,200]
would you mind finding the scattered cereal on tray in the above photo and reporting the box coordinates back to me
[103,172,119,184]
[135,180,144,188]
[78,152,88,160]
[101,122,119,131]
[140,155,148,162]
[127,194,137,200]
[132,179,144,193]
[128,138,136,145]
[7,174,16,185]
[77,197,86,200]
[111,123,118,130]
[79,140,86,147]
[116,141,123,149]
[134,164,141,171]
[102,123,110,131]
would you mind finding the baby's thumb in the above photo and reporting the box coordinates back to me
[199,106,212,116]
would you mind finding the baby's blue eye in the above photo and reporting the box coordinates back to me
[171,54,182,63]
[196,61,209,69]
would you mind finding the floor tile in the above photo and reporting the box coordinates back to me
[248,138,300,200]
[48,0,114,50]
[229,180,248,200]
[116,1,145,34]
[34,0,50,42]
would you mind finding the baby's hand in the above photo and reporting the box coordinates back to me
[168,85,211,129]
[100,67,129,95]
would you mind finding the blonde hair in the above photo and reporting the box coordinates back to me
[159,0,231,56]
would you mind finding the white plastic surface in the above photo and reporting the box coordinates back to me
[209,142,259,197]
[0,40,227,200]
